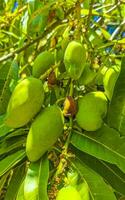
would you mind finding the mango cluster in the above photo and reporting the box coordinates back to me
[5,39,118,166]
[5,50,64,162]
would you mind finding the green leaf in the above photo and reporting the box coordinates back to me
[0,115,12,137]
[0,149,26,177]
[4,163,26,200]
[71,146,125,196]
[0,172,10,192]
[0,135,26,156]
[0,59,19,115]
[5,128,28,139]
[100,28,111,40]
[72,158,117,200]
[24,154,49,200]
[71,124,125,173]
[16,180,25,200]
[107,57,125,136]
[27,5,50,34]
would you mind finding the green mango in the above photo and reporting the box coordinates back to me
[78,63,96,85]
[32,51,55,78]
[56,186,81,200]
[64,41,86,80]
[26,105,64,162]
[76,91,108,131]
[5,77,44,128]
[103,65,120,100]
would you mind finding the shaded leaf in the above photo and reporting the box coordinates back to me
[0,149,26,177]
[0,115,12,137]
[0,172,10,192]
[24,154,49,200]
[71,146,125,196]
[16,180,25,200]
[71,158,117,200]
[0,59,19,115]
[5,163,26,200]
[107,57,125,136]
[71,124,125,173]
[0,135,26,156]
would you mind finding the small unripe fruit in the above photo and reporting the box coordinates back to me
[64,41,86,80]
[26,105,64,162]
[32,51,55,78]
[5,77,44,128]
[56,186,81,200]
[76,91,107,131]
[103,65,120,100]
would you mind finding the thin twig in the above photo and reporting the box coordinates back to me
[109,20,125,41]
[86,0,95,31]
[0,8,73,63]
[91,1,121,29]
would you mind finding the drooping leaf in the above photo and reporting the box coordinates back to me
[24,154,49,200]
[71,124,125,173]
[0,172,10,192]
[0,135,26,156]
[71,158,117,200]
[4,163,26,200]
[0,149,26,177]
[0,114,12,137]
[107,57,125,136]
[71,146,125,196]
[0,59,19,115]
[16,180,25,200]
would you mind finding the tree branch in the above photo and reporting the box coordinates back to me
[109,20,125,41]
[0,8,73,63]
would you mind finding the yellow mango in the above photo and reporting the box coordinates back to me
[26,105,64,162]
[32,51,55,78]
[5,77,44,128]
[56,186,81,200]
[76,91,107,131]
[64,41,86,80]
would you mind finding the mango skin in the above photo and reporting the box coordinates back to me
[64,41,86,80]
[56,186,81,200]
[5,77,44,128]
[32,51,55,78]
[76,91,107,131]
[103,65,120,100]
[26,105,64,162]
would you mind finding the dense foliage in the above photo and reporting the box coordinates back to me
[0,0,125,199]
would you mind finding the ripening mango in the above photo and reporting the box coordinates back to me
[64,41,86,80]
[26,105,64,162]
[5,77,44,128]
[76,91,108,131]
[32,51,55,78]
